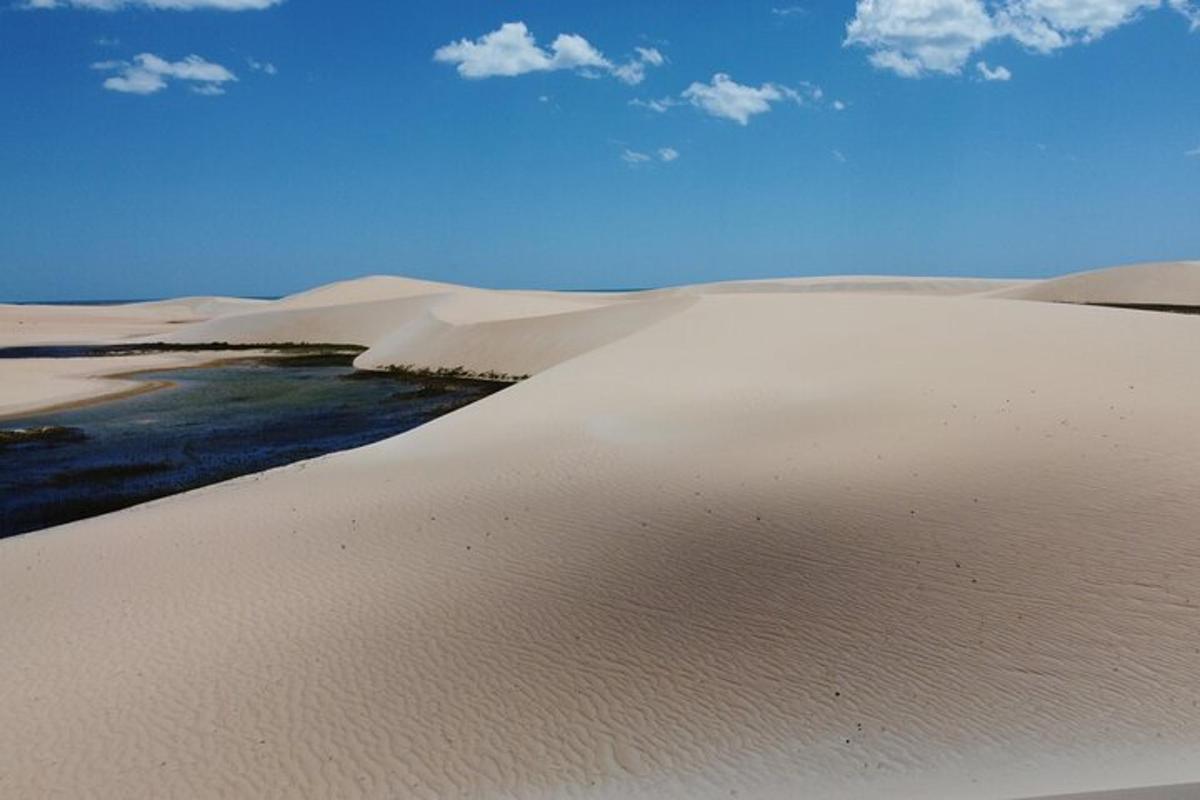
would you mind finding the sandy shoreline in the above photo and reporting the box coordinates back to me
[2,261,1199,799]
[0,350,313,421]
[0,354,208,421]
[0,297,273,420]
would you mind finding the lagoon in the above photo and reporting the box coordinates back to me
[0,350,502,538]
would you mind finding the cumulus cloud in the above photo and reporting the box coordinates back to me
[846,0,1200,77]
[434,23,570,78]
[434,22,664,85]
[995,0,1191,48]
[621,148,653,164]
[634,74,826,125]
[845,0,995,76]
[682,73,804,125]
[976,60,1012,80]
[28,0,280,8]
[657,147,680,162]
[92,53,236,95]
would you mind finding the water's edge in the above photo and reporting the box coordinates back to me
[0,347,507,538]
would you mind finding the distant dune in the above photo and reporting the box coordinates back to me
[2,261,1199,799]
[992,261,1200,306]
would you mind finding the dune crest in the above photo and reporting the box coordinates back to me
[993,261,1200,306]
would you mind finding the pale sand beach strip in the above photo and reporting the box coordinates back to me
[1,261,1199,799]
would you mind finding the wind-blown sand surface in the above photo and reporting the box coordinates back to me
[1,261,1199,799]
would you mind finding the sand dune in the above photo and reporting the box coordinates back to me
[274,274,466,309]
[0,296,265,347]
[994,261,1200,306]
[2,261,1199,799]
[681,274,1025,296]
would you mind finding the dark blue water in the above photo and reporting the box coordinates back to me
[0,352,502,538]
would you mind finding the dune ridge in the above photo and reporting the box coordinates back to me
[2,261,1199,799]
[992,261,1200,306]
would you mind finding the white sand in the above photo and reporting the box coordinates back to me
[0,353,220,420]
[0,350,299,420]
[0,296,265,346]
[993,261,1200,305]
[1,262,1199,799]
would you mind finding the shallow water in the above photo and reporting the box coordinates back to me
[0,353,502,538]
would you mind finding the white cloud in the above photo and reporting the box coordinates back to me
[247,57,277,75]
[1173,0,1200,28]
[610,63,644,84]
[995,0,1187,48]
[434,22,556,78]
[832,99,848,110]
[636,47,665,67]
[630,96,679,113]
[772,5,808,17]
[845,0,1200,77]
[621,146,679,165]
[976,60,1012,80]
[1187,144,1200,157]
[191,83,227,96]
[611,46,666,85]
[682,73,803,125]
[872,49,930,76]
[832,148,848,162]
[780,81,824,103]
[434,22,664,85]
[637,74,826,125]
[845,0,995,76]
[28,0,280,9]
[92,53,236,95]
[548,33,609,70]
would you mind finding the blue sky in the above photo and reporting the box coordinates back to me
[1,0,1198,300]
